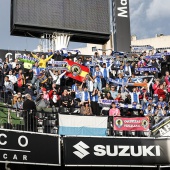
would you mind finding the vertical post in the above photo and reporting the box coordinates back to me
[157,165,161,170]
[111,0,131,52]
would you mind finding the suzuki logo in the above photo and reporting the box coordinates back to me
[73,141,90,159]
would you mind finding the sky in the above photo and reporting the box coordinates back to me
[0,0,170,51]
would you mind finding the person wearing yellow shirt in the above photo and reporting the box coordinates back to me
[31,52,54,69]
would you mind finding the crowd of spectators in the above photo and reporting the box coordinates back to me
[0,49,170,130]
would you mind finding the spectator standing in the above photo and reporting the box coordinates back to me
[16,69,25,93]
[23,94,37,132]
[152,79,160,103]
[157,84,166,101]
[31,52,53,69]
[109,102,121,117]
[93,65,103,91]
[91,89,100,116]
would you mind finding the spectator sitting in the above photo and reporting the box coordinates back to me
[154,103,166,124]
[35,93,52,112]
[157,96,168,109]
[115,93,124,103]
[3,75,14,94]
[60,89,74,108]
[2,63,10,76]
[39,85,47,94]
[13,97,24,110]
[49,90,61,107]
[124,94,131,104]
[102,83,111,94]
[144,104,155,117]
[42,89,49,101]
[105,92,113,100]
[80,102,93,116]
[12,94,18,106]
[24,83,35,101]
[110,85,118,99]
[143,97,156,110]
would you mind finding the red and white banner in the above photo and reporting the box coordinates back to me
[113,117,149,131]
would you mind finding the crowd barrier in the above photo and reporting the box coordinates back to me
[0,103,160,138]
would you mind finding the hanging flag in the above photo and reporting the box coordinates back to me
[113,117,150,131]
[58,114,108,136]
[64,59,90,82]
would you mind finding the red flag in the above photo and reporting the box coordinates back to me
[64,59,90,82]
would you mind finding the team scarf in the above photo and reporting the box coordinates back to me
[61,48,81,54]
[108,78,125,86]
[48,61,68,65]
[134,75,154,78]
[98,99,142,109]
[135,67,159,72]
[97,48,112,51]
[131,45,154,51]
[145,55,163,59]
[154,52,170,56]
[47,66,68,71]
[17,55,38,62]
[98,99,118,105]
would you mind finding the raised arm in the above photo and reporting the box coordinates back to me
[59,71,67,78]
[31,52,40,60]
[45,54,54,62]
[49,70,55,79]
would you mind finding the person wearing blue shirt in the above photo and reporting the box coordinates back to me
[97,62,113,87]
[31,62,41,94]
[115,73,127,92]
[91,89,100,116]
[93,65,103,91]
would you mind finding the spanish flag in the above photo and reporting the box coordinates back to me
[64,59,90,82]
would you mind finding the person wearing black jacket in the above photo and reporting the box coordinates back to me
[23,94,37,132]
[53,50,63,61]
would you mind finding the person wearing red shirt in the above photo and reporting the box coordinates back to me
[164,71,170,85]
[152,79,160,103]
[157,84,166,101]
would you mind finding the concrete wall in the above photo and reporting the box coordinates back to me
[131,35,170,52]
[75,34,170,55]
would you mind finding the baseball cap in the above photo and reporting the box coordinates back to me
[148,97,152,100]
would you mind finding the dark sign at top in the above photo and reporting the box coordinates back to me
[11,0,111,44]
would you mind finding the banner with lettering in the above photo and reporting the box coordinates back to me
[135,67,159,72]
[150,117,170,137]
[0,129,60,166]
[113,117,149,131]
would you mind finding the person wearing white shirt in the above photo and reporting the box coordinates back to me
[123,62,132,77]
[97,62,113,87]
[7,70,17,84]
[11,58,20,69]
[49,69,66,88]
[7,70,17,93]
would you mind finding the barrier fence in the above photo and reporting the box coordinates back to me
[0,103,169,138]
